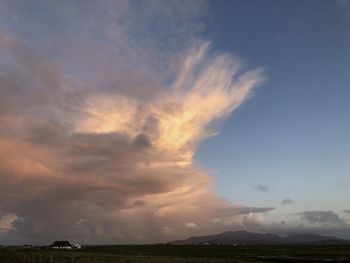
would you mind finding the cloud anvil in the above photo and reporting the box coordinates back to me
[0,18,263,243]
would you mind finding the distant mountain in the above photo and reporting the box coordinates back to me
[283,233,340,243]
[169,230,348,245]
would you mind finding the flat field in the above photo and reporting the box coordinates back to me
[1,245,350,263]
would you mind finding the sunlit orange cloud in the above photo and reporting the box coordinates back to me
[0,33,271,244]
[76,42,264,162]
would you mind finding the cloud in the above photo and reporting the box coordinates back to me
[344,209,350,214]
[281,198,294,205]
[241,213,266,228]
[0,213,18,234]
[230,206,275,215]
[254,184,273,192]
[0,1,266,244]
[185,222,198,229]
[247,220,350,240]
[296,211,346,227]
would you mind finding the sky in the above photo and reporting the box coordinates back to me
[0,0,349,245]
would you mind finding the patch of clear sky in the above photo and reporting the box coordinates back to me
[195,0,350,217]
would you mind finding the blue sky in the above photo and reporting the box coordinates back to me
[195,0,350,219]
[0,0,350,244]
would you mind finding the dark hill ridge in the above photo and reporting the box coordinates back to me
[169,230,348,245]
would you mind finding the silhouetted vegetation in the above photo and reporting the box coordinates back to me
[1,244,350,262]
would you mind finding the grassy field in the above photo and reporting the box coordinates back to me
[1,245,350,263]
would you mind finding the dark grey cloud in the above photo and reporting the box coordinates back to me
[281,198,294,205]
[296,210,346,227]
[233,206,275,215]
[344,209,350,214]
[254,184,273,192]
[214,206,275,220]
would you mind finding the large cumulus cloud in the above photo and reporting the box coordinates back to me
[0,1,268,244]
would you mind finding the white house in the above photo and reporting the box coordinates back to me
[50,241,72,249]
[72,243,82,249]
